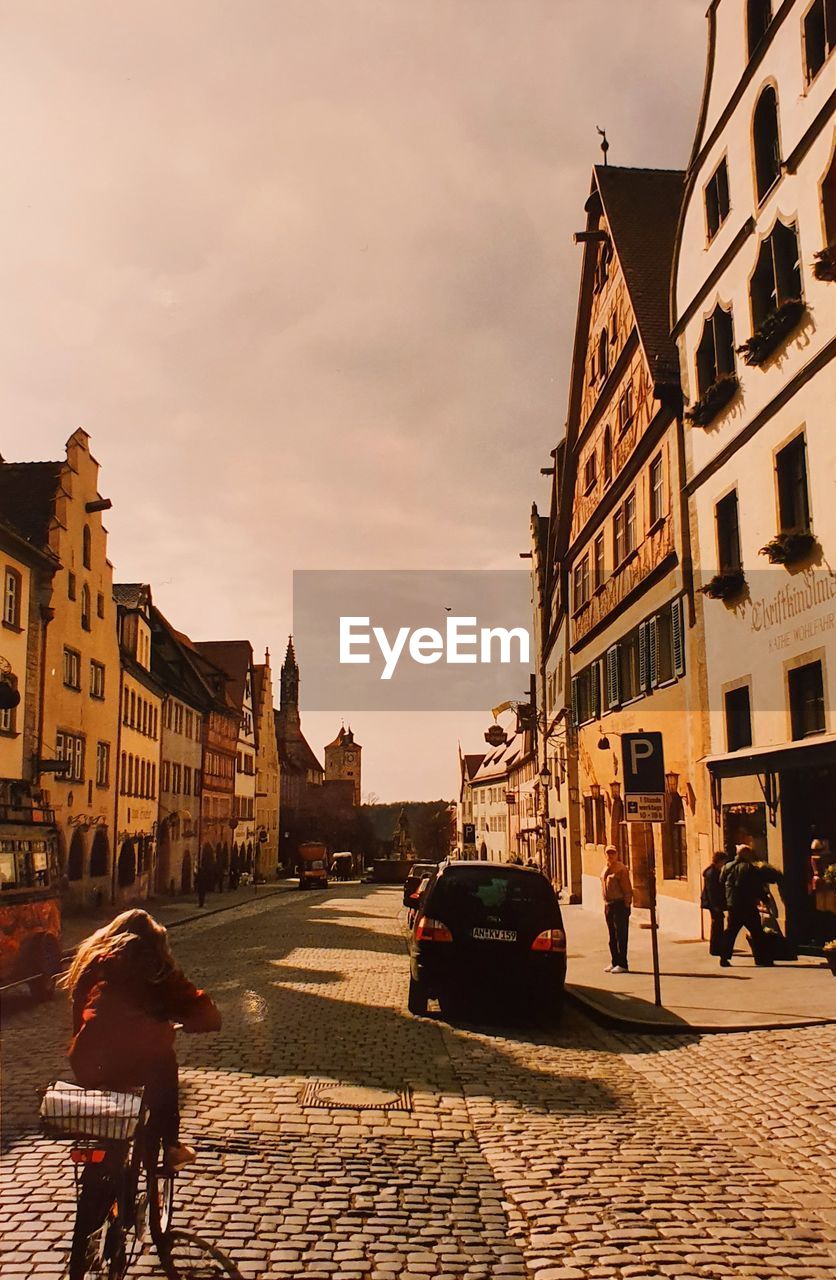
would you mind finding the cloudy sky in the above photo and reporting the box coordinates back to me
[0,1,707,801]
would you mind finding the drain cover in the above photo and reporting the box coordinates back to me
[300,1082,412,1111]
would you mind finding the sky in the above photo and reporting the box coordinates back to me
[0,0,707,801]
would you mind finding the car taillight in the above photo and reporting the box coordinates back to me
[415,916,453,943]
[531,928,566,952]
[71,1149,107,1164]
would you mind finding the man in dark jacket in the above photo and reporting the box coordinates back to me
[719,844,766,966]
[702,850,727,956]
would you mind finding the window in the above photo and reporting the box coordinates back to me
[90,660,105,700]
[751,220,802,330]
[602,426,613,487]
[598,328,609,382]
[716,490,743,572]
[193,770,201,796]
[823,153,836,246]
[649,455,664,526]
[696,306,736,395]
[613,491,636,567]
[183,765,192,796]
[594,237,611,291]
[56,730,85,782]
[3,568,21,628]
[174,703,184,734]
[747,0,772,58]
[185,710,194,737]
[593,533,605,590]
[172,763,182,794]
[618,630,642,704]
[129,690,136,726]
[161,760,171,793]
[80,584,91,631]
[725,686,753,751]
[96,592,105,619]
[705,157,730,239]
[789,660,826,738]
[776,435,811,533]
[804,0,835,83]
[583,451,598,494]
[63,647,81,690]
[753,86,782,203]
[0,676,18,735]
[617,383,634,434]
[67,571,77,601]
[573,555,591,611]
[96,741,110,787]
[82,525,92,570]
[572,662,600,727]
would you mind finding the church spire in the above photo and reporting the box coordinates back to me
[280,635,299,710]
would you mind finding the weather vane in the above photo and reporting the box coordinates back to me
[597,125,610,167]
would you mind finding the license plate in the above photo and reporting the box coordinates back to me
[471,927,517,942]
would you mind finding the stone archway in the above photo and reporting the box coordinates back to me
[68,829,86,881]
[117,839,136,888]
[89,829,110,878]
[181,850,192,893]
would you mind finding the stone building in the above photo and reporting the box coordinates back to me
[274,638,324,871]
[672,0,836,944]
[150,605,213,895]
[253,650,280,879]
[554,166,705,935]
[465,718,529,862]
[113,585,164,902]
[324,725,362,806]
[195,641,258,884]
[0,431,121,908]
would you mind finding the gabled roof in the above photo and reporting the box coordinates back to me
[274,708,324,776]
[193,640,253,714]
[594,165,684,381]
[462,753,485,781]
[0,460,63,547]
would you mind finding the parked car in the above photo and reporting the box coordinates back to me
[407,861,566,1024]
[402,862,439,910]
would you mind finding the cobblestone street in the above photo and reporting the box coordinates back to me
[2,885,835,1280]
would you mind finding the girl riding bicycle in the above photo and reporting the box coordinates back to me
[60,909,221,1172]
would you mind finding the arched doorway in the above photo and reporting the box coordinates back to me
[55,829,67,881]
[118,839,136,888]
[479,841,488,861]
[202,844,217,891]
[156,826,172,894]
[89,829,110,878]
[68,829,85,881]
[181,850,192,893]
[246,842,253,872]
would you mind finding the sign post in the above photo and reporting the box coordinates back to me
[622,732,665,1008]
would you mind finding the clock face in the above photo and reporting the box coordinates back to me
[345,752,355,763]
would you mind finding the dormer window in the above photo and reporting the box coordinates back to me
[803,0,835,83]
[705,158,730,240]
[753,86,781,202]
[747,0,772,59]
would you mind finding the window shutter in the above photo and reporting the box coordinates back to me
[606,646,620,709]
[638,621,648,693]
[672,598,685,677]
[591,662,601,721]
[571,676,579,728]
[648,615,659,688]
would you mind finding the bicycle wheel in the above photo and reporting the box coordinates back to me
[146,1159,175,1243]
[68,1176,128,1280]
[159,1231,243,1279]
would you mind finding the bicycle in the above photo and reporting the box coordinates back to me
[41,1079,176,1279]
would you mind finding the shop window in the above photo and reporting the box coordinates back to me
[593,533,605,590]
[716,490,743,572]
[649,454,664,525]
[573,554,590,611]
[775,435,811,533]
[68,831,85,881]
[118,840,136,887]
[82,525,92,570]
[751,220,802,330]
[789,660,826,738]
[3,568,21,628]
[747,0,772,58]
[89,830,109,878]
[705,158,731,240]
[725,685,753,751]
[753,87,781,202]
[804,0,835,82]
[696,306,736,395]
[602,426,613,486]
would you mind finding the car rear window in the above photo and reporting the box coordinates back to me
[427,868,558,931]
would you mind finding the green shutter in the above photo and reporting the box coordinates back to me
[648,615,659,687]
[571,676,579,727]
[606,646,620,709]
[638,621,648,693]
[591,662,601,720]
[672,598,685,677]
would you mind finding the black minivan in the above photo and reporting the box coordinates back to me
[407,861,566,1024]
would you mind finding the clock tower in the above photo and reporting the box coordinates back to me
[324,725,362,807]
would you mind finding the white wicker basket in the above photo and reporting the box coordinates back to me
[40,1080,144,1141]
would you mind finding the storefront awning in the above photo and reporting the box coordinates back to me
[702,734,836,779]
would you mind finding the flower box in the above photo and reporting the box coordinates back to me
[737,299,805,366]
[686,373,739,427]
[700,570,746,602]
[759,530,816,565]
[813,245,836,283]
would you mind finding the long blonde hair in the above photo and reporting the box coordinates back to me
[59,908,171,997]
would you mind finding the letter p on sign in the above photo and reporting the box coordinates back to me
[621,731,665,794]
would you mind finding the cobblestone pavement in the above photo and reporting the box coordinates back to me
[2,885,835,1279]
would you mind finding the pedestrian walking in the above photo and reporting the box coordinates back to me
[719,842,766,966]
[701,850,727,956]
[195,861,206,909]
[601,845,633,973]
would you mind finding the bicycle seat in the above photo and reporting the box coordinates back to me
[40,1080,144,1142]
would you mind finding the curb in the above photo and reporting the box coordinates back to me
[565,984,836,1036]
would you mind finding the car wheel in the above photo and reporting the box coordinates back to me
[407,977,428,1016]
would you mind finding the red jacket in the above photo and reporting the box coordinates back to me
[69,936,220,1088]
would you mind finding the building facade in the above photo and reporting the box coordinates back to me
[0,432,121,909]
[253,650,280,879]
[672,0,836,943]
[324,726,362,806]
[274,638,325,871]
